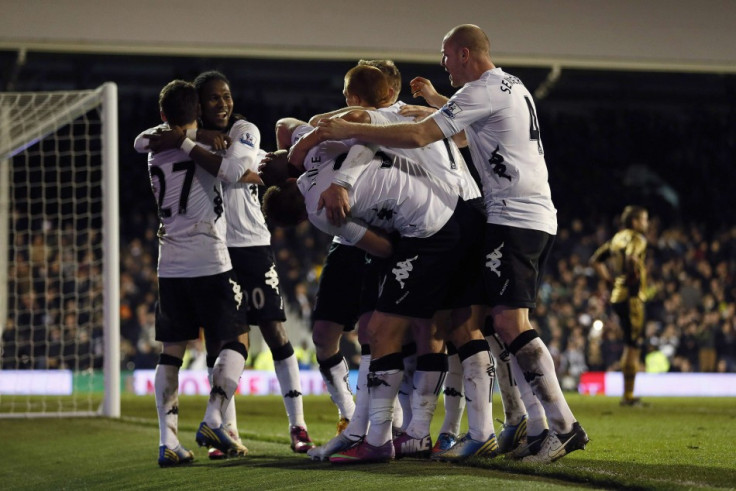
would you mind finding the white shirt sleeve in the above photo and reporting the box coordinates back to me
[331,143,379,189]
[133,124,168,153]
[217,120,261,183]
[431,83,492,139]
[308,211,367,245]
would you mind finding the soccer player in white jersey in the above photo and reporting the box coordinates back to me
[403,75,549,457]
[283,63,496,462]
[139,71,314,455]
[192,71,314,455]
[263,132,492,464]
[140,80,250,467]
[316,24,589,463]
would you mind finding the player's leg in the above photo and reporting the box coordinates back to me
[505,351,549,458]
[394,317,446,459]
[313,243,367,429]
[434,305,498,461]
[330,311,409,464]
[204,332,249,459]
[433,342,464,454]
[616,298,646,406]
[154,277,199,467]
[308,311,373,461]
[260,320,314,452]
[484,224,587,463]
[483,316,530,454]
[194,271,250,458]
[155,341,194,467]
[397,338,417,432]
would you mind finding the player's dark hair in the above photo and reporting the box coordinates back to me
[621,205,647,229]
[193,70,246,130]
[358,59,402,96]
[193,70,230,93]
[344,65,392,107]
[262,180,307,227]
[158,80,198,126]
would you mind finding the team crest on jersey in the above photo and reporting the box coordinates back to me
[239,132,255,148]
[441,101,462,119]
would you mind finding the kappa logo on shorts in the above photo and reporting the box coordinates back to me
[392,255,419,289]
[441,100,462,119]
[229,278,243,309]
[486,242,504,277]
[265,264,280,292]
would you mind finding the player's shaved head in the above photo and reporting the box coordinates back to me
[444,24,491,56]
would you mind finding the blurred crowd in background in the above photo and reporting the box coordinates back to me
[2,57,735,389]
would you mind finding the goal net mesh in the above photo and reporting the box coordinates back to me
[0,85,119,417]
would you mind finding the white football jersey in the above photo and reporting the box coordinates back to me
[365,106,481,201]
[296,142,458,244]
[432,67,557,235]
[147,144,232,278]
[220,120,271,247]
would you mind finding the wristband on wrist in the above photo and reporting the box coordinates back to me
[332,178,352,190]
[180,138,196,155]
[186,128,197,140]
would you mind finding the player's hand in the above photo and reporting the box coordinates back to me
[410,77,439,101]
[316,117,353,141]
[142,127,185,153]
[318,183,350,226]
[398,104,436,122]
[196,129,231,151]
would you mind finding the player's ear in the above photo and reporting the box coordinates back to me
[160,110,167,122]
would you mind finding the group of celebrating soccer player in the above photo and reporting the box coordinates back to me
[136,23,589,468]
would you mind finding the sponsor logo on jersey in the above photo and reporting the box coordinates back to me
[239,132,255,147]
[265,264,280,292]
[486,242,504,277]
[392,255,418,289]
[441,100,462,119]
[489,145,512,181]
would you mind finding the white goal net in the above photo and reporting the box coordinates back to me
[0,83,120,418]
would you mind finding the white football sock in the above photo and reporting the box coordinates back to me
[204,348,245,428]
[274,353,306,427]
[155,363,180,449]
[513,336,575,434]
[320,356,356,421]
[486,333,526,425]
[365,369,403,447]
[405,369,445,438]
[343,354,371,441]
[439,352,465,436]
[460,348,495,442]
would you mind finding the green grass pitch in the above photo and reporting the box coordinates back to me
[2,394,734,490]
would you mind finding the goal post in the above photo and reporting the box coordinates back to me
[0,83,120,418]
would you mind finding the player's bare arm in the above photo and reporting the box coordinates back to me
[316,115,445,149]
[195,128,231,151]
[355,228,393,258]
[275,117,308,150]
[308,106,363,126]
[409,76,449,109]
